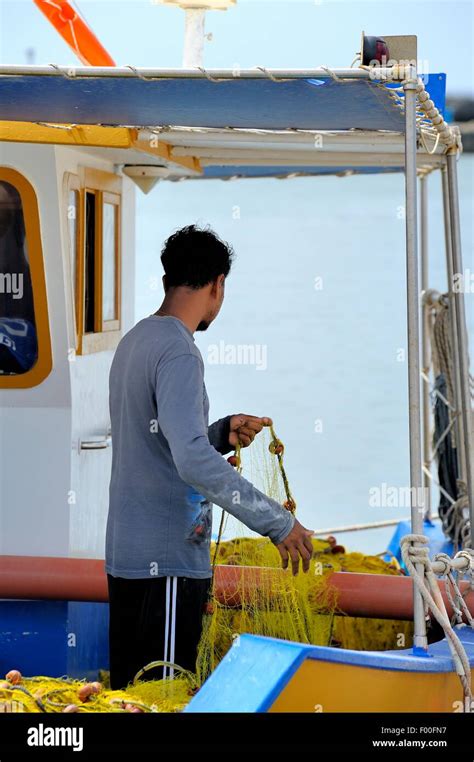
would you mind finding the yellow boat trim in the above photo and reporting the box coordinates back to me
[0,121,202,174]
[131,133,202,173]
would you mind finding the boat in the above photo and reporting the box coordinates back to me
[0,0,473,714]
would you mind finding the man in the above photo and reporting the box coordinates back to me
[105,225,313,689]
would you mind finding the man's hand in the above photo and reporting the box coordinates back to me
[229,414,272,448]
[277,519,314,575]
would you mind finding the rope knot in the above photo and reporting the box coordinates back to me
[456,549,474,573]
[401,534,430,563]
[433,552,452,576]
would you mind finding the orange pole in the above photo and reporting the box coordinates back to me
[33,0,115,66]
[1,556,473,621]
[0,555,108,601]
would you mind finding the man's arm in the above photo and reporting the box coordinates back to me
[208,416,233,455]
[208,414,271,454]
[156,352,294,545]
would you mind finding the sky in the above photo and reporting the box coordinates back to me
[0,0,472,548]
[0,0,473,96]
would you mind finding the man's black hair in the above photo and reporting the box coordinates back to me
[160,224,234,290]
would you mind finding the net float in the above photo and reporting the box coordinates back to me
[5,670,22,685]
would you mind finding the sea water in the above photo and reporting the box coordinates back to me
[135,157,473,554]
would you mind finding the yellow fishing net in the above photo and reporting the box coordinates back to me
[0,670,195,713]
[197,536,411,680]
[1,425,412,712]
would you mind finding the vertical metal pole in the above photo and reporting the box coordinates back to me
[183,8,206,68]
[420,175,432,519]
[404,74,427,651]
[446,152,474,538]
[441,165,465,482]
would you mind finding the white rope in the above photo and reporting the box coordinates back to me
[428,297,473,549]
[420,129,441,156]
[435,551,474,627]
[446,484,471,550]
[422,464,456,508]
[430,412,457,461]
[320,65,341,82]
[401,534,472,711]
[197,67,226,83]
[373,73,458,154]
[430,298,456,436]
[255,66,279,83]
[438,550,474,625]
[124,65,160,82]
[48,63,77,78]
[41,0,87,66]
[414,77,458,151]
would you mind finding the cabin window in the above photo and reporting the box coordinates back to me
[66,176,80,335]
[102,199,118,324]
[84,191,97,334]
[0,181,37,374]
[69,168,122,355]
[0,168,52,388]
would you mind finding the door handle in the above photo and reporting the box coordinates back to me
[79,430,112,451]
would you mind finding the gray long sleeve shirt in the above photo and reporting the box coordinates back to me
[105,315,295,579]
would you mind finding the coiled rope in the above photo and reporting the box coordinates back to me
[372,68,459,154]
[434,550,474,628]
[427,295,473,548]
[401,534,472,712]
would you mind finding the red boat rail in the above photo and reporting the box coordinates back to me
[1,555,473,622]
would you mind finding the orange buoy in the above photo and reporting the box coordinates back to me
[33,0,115,66]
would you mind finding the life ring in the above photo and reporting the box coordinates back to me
[33,0,115,66]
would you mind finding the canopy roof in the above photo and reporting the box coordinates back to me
[0,66,451,182]
[0,74,410,131]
